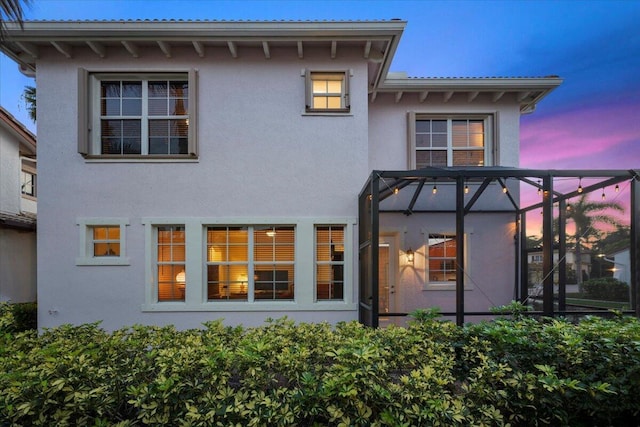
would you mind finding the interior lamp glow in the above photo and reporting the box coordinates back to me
[176,270,186,284]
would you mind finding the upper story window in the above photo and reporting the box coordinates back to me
[305,70,350,113]
[408,114,493,169]
[79,70,198,159]
[20,159,36,198]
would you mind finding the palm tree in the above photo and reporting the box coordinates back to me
[22,84,35,122]
[564,193,625,290]
[0,0,30,42]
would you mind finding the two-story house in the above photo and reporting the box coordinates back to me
[0,106,37,303]
[1,20,566,330]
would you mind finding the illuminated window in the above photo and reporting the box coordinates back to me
[305,71,350,112]
[205,226,295,301]
[427,234,457,283]
[156,226,186,302]
[91,226,120,257]
[80,70,198,158]
[315,225,345,300]
[76,218,129,266]
[409,115,491,168]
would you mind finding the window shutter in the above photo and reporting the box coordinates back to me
[344,70,350,109]
[407,112,416,169]
[188,68,198,157]
[77,68,89,155]
[304,69,311,110]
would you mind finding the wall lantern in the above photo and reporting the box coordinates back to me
[406,248,415,264]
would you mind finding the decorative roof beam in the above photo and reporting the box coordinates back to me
[262,41,271,59]
[157,41,172,58]
[227,41,238,58]
[51,41,72,58]
[467,91,479,102]
[517,91,531,102]
[331,40,337,59]
[297,41,303,59]
[418,91,429,103]
[16,42,38,58]
[86,41,106,58]
[492,91,505,102]
[443,91,454,102]
[395,91,403,103]
[363,40,371,59]
[192,41,205,57]
[121,41,139,58]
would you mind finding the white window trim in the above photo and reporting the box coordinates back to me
[421,228,473,291]
[20,158,37,200]
[302,69,352,115]
[141,217,356,312]
[79,69,198,160]
[407,112,495,169]
[76,218,130,266]
[314,224,347,302]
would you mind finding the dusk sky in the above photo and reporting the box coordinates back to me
[1,0,639,215]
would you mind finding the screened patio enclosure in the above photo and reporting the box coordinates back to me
[358,167,640,327]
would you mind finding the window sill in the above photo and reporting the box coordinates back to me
[141,302,357,312]
[83,155,198,163]
[76,257,130,266]
[423,283,473,291]
[302,110,352,117]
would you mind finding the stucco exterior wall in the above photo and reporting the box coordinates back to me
[0,130,21,214]
[367,94,522,170]
[35,45,370,329]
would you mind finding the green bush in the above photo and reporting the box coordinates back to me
[1,312,639,426]
[0,302,36,333]
[582,277,629,301]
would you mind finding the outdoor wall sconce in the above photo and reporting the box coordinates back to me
[406,248,415,264]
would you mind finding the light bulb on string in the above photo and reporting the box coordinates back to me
[615,184,620,193]
[577,177,583,194]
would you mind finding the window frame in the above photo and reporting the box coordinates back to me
[315,225,346,301]
[407,112,494,169]
[78,69,198,160]
[304,69,351,114]
[76,218,130,266]
[141,218,356,311]
[422,229,472,291]
[20,158,37,199]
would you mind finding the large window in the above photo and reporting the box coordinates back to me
[80,70,198,158]
[316,225,345,300]
[206,226,295,301]
[305,70,350,113]
[409,114,491,169]
[157,226,186,302]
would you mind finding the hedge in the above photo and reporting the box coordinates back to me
[1,306,639,426]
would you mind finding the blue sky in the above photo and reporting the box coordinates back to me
[1,0,639,172]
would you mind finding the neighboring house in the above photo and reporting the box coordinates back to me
[527,249,591,285]
[0,20,562,330]
[0,106,37,303]
[608,248,630,285]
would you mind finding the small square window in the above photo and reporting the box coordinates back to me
[76,219,129,265]
[305,71,350,113]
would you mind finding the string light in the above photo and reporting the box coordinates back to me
[601,188,606,200]
[393,187,399,195]
[502,186,508,194]
[432,184,437,194]
[537,180,542,196]
[464,184,469,194]
[577,177,583,194]
[615,184,620,193]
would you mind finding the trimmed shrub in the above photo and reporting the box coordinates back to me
[0,301,36,333]
[0,312,639,426]
[582,277,629,301]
